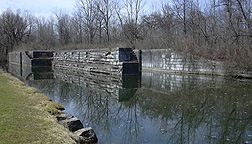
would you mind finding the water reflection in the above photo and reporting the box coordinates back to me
[137,74,252,144]
[8,64,252,144]
[8,63,53,80]
[53,68,140,102]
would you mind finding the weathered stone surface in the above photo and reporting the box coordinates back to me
[60,117,84,132]
[56,113,73,121]
[8,51,54,67]
[235,74,252,79]
[55,113,98,143]
[74,127,98,144]
[53,48,139,76]
[134,49,226,75]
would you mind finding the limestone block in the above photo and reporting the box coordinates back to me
[107,55,115,59]
[101,61,110,65]
[111,69,120,72]
[90,58,95,61]
[80,52,87,55]
[111,51,119,56]
[56,113,74,121]
[101,58,108,62]
[112,66,120,69]
[60,117,84,132]
[74,127,98,144]
[112,62,117,65]
[114,54,119,60]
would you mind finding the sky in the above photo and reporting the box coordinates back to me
[0,0,76,17]
[0,0,168,18]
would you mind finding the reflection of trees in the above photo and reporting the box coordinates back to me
[137,79,252,144]
[117,96,142,144]
[23,72,252,144]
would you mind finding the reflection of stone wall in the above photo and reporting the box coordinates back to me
[54,68,139,101]
[141,71,223,94]
[9,63,53,80]
[135,49,225,75]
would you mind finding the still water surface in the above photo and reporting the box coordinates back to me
[8,64,252,144]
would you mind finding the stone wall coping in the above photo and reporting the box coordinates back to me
[54,47,122,52]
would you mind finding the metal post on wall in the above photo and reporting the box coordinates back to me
[20,52,23,77]
[139,50,142,88]
[139,50,142,72]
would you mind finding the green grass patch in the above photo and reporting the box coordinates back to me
[0,71,80,144]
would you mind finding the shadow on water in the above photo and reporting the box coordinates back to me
[7,63,252,144]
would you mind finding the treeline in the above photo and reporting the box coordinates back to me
[0,0,251,71]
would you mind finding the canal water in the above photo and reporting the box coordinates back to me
[6,63,252,144]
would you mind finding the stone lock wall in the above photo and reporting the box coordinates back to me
[8,51,53,67]
[53,48,122,75]
[9,48,227,77]
[53,48,139,76]
[135,49,225,75]
[8,52,21,65]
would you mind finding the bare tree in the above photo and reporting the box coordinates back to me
[34,17,57,49]
[72,11,84,44]
[173,0,190,37]
[139,4,176,49]
[0,9,33,60]
[116,0,145,48]
[96,0,115,44]
[76,0,99,44]
[55,12,72,46]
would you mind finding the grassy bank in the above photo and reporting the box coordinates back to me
[0,70,80,144]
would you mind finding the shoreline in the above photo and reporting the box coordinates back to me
[0,70,83,143]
